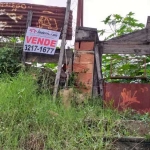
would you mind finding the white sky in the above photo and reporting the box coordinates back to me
[1,0,150,44]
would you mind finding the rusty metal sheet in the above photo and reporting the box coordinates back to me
[0,2,72,40]
[104,83,150,113]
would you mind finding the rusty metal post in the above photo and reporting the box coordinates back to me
[81,0,83,26]
[53,0,71,100]
[77,0,83,27]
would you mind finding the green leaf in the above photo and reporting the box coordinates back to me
[102,15,112,24]
[113,14,123,21]
[127,12,135,16]
[98,29,106,36]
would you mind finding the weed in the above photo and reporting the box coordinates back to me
[0,71,149,149]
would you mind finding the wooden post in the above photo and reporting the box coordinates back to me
[22,11,33,65]
[65,57,73,88]
[53,0,71,99]
[95,44,104,98]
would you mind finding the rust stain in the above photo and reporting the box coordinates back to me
[120,88,140,108]
[0,9,22,23]
[0,3,28,11]
[0,2,72,40]
[0,21,11,30]
[37,16,58,31]
[104,83,150,113]
[42,11,54,14]
[140,87,148,92]
[141,88,145,93]
[144,87,148,91]
[105,91,110,99]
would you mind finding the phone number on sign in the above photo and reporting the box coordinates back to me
[24,44,55,54]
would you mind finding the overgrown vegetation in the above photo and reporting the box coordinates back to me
[99,12,144,40]
[0,71,149,149]
[0,12,150,150]
[0,46,22,76]
[98,12,150,83]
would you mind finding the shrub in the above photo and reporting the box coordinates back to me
[0,46,22,76]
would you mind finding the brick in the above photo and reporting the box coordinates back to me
[75,73,93,95]
[76,73,93,85]
[75,42,94,51]
[73,63,94,73]
[74,53,94,64]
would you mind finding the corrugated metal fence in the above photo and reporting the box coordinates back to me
[0,2,72,39]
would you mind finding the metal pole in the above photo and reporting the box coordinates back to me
[53,0,71,99]
[81,0,83,26]
[77,0,81,26]
[77,0,83,27]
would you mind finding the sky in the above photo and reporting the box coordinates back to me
[1,0,150,44]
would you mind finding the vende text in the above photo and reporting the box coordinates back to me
[26,36,57,47]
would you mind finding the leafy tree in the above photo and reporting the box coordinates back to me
[99,12,144,40]
[98,12,150,83]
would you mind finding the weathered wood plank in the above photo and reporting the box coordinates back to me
[92,59,99,97]
[26,49,73,63]
[74,50,94,54]
[53,0,71,99]
[146,16,150,28]
[103,44,150,54]
[109,29,147,42]
[110,76,147,79]
[146,29,150,42]
[102,41,150,45]
[94,44,103,98]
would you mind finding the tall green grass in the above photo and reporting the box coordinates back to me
[0,71,149,150]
